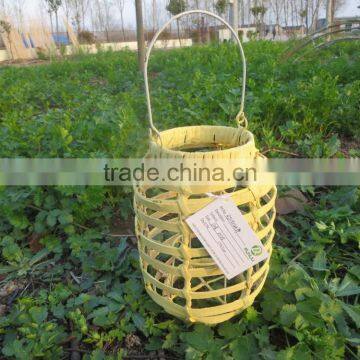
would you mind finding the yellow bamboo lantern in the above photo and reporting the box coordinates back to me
[134,10,276,324]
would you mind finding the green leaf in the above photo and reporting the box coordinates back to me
[145,336,163,351]
[276,343,312,360]
[132,313,146,335]
[89,349,106,360]
[58,212,73,225]
[254,326,270,349]
[319,298,343,324]
[0,264,17,274]
[180,324,214,353]
[1,236,23,262]
[9,214,29,229]
[2,339,27,358]
[217,322,243,339]
[245,306,259,323]
[346,337,360,345]
[29,306,48,324]
[48,284,72,304]
[93,311,117,327]
[296,297,324,328]
[261,290,285,320]
[294,287,315,301]
[230,334,258,360]
[280,304,297,326]
[275,268,307,292]
[51,304,66,319]
[341,303,360,328]
[312,250,327,271]
[46,213,57,227]
[326,134,340,157]
[29,248,50,266]
[335,274,360,297]
[185,347,203,360]
[348,265,360,280]
[40,235,62,253]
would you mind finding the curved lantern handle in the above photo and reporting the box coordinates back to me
[144,9,248,140]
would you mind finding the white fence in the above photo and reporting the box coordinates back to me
[0,49,10,62]
[0,39,193,62]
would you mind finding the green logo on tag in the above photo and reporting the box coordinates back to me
[251,245,262,256]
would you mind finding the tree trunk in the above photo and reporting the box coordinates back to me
[49,11,54,34]
[81,2,86,32]
[135,0,145,73]
[310,0,320,32]
[283,0,288,27]
[240,0,245,25]
[152,0,157,33]
[6,33,13,59]
[195,0,201,41]
[55,10,59,37]
[176,18,182,46]
[232,0,239,40]
[75,12,81,33]
[326,0,334,27]
[326,0,334,40]
[120,10,125,41]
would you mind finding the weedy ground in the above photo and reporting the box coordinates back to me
[0,41,359,359]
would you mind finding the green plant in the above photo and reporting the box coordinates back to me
[45,0,62,34]
[166,0,186,44]
[78,30,96,44]
[215,0,227,15]
[36,47,50,60]
[0,42,359,359]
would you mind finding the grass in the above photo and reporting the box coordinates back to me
[0,41,359,359]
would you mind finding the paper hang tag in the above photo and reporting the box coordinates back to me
[185,198,269,280]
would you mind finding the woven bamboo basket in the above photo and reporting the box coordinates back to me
[134,10,276,325]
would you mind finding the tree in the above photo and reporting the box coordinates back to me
[135,0,145,72]
[166,0,186,45]
[299,8,307,28]
[11,0,26,30]
[0,19,12,57]
[151,0,158,33]
[115,0,126,40]
[326,0,334,27]
[270,0,283,29]
[310,0,322,32]
[240,0,245,25]
[102,0,113,42]
[0,0,7,15]
[45,0,62,35]
[215,0,227,15]
[63,0,89,33]
[232,0,238,40]
[92,0,113,42]
[62,0,71,22]
[93,0,104,35]
[251,4,267,37]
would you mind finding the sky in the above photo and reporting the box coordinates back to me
[337,0,360,16]
[7,0,360,30]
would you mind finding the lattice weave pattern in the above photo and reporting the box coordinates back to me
[134,125,277,324]
[135,10,276,324]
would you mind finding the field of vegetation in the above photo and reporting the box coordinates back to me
[0,41,359,359]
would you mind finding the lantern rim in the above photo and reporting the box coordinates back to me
[148,125,256,158]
